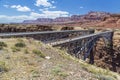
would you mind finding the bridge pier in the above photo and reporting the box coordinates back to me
[105,32,116,72]
[89,48,94,64]
[104,31,114,50]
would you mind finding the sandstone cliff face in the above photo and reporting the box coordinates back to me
[96,15,120,28]
[61,14,120,28]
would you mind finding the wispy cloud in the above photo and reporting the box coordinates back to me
[11,5,31,12]
[42,10,69,18]
[3,5,9,8]
[51,1,55,3]
[80,6,84,9]
[39,8,49,12]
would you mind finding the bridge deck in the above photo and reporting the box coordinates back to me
[48,31,113,46]
[0,30,94,37]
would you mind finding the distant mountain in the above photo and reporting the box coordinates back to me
[23,11,110,24]
[22,11,120,28]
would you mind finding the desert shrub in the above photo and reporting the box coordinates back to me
[11,47,21,52]
[61,26,74,30]
[0,61,8,72]
[32,49,45,58]
[0,42,7,50]
[58,72,69,77]
[17,38,24,42]
[24,49,29,54]
[0,42,7,47]
[15,42,26,48]
[52,66,61,75]
[95,74,116,80]
[31,70,40,78]
[51,66,69,77]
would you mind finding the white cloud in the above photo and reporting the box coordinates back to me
[3,5,9,8]
[50,6,56,8]
[42,10,69,18]
[0,10,69,23]
[35,0,52,7]
[0,15,31,20]
[35,0,56,8]
[51,1,55,3]
[39,8,49,12]
[0,15,31,23]
[80,6,84,9]
[30,10,69,19]
[11,5,31,12]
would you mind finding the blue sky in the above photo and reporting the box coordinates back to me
[0,0,120,23]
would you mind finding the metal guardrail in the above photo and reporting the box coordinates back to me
[0,29,94,37]
[49,31,114,46]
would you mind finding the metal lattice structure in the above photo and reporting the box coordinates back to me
[50,31,114,61]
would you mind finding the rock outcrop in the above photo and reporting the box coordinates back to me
[0,24,53,32]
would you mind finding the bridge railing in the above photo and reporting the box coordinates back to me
[49,31,114,60]
[50,31,113,46]
[0,29,94,42]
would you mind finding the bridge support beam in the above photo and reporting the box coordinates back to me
[106,32,116,72]
[105,31,114,50]
[89,48,94,64]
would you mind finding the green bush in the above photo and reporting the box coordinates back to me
[24,49,29,54]
[11,47,21,52]
[32,49,45,58]
[0,42,7,50]
[95,74,116,80]
[15,42,26,48]
[51,66,69,77]
[0,61,8,72]
[17,38,24,42]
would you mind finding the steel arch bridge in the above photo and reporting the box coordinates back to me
[50,31,114,63]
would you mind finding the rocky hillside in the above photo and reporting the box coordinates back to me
[0,23,75,33]
[0,24,54,32]
[0,38,119,80]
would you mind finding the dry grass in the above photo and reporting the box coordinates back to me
[0,38,119,80]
